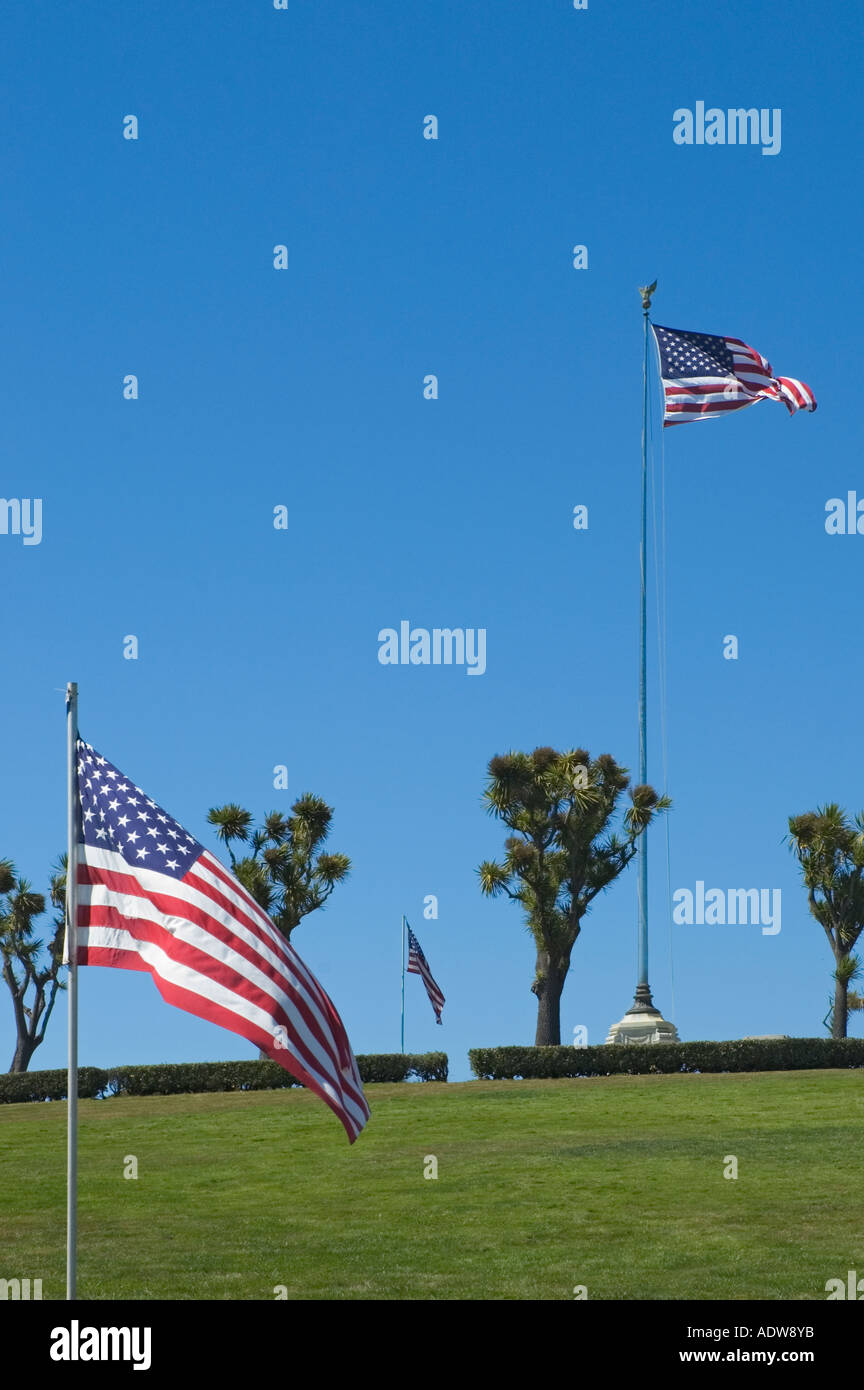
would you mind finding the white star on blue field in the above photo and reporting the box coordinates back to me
[78,741,202,877]
[654,327,735,377]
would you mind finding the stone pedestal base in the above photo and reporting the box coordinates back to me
[605,984,679,1044]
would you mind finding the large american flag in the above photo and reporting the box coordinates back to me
[406,925,445,1024]
[72,739,369,1142]
[652,324,816,427]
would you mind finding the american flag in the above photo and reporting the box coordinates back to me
[406,925,445,1024]
[652,324,816,427]
[73,739,369,1142]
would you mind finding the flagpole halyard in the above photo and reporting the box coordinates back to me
[65,682,79,1301]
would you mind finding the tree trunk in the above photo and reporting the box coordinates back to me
[9,1037,39,1073]
[833,969,848,1039]
[532,950,569,1046]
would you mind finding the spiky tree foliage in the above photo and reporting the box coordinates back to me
[206,796,350,943]
[789,805,864,1039]
[478,747,670,1045]
[1,857,67,1073]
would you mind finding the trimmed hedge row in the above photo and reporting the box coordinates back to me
[356,1052,448,1083]
[106,1062,300,1097]
[469,1037,864,1080]
[0,1067,108,1104]
[0,1052,448,1103]
[10,1040,858,1100]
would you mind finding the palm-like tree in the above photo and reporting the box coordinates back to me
[206,797,350,943]
[788,805,864,1039]
[478,747,669,1046]
[0,857,66,1072]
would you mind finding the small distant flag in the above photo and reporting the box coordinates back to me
[72,739,369,1142]
[406,924,445,1024]
[652,323,816,427]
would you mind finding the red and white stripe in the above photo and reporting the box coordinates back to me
[775,376,817,414]
[77,845,370,1141]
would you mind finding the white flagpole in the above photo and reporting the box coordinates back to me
[64,682,79,1300]
[400,915,406,1054]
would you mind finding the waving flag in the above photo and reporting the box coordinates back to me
[652,323,816,427]
[406,924,445,1024]
[73,739,369,1142]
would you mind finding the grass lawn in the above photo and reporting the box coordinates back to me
[1,1069,862,1300]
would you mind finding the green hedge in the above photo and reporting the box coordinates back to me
[0,1066,107,1104]
[468,1037,864,1080]
[106,1061,301,1096]
[359,1052,448,1083]
[0,1052,448,1103]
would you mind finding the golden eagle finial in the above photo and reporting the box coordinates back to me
[638,280,657,311]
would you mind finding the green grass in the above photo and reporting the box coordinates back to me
[1,1070,862,1300]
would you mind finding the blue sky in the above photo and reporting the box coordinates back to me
[1,1,860,1088]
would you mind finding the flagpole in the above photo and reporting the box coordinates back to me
[400,915,406,1054]
[605,284,677,1044]
[636,288,652,1008]
[64,682,79,1300]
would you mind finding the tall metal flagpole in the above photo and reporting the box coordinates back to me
[400,914,406,1053]
[64,682,79,1299]
[636,285,653,1011]
[605,284,678,1044]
